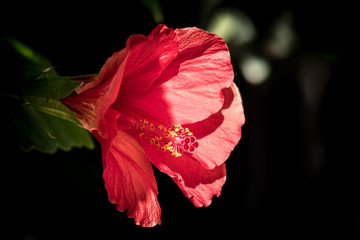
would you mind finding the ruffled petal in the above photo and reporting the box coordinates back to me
[114,27,234,130]
[138,135,226,207]
[62,49,127,139]
[184,82,245,169]
[98,130,161,227]
[151,27,235,124]
[120,24,179,92]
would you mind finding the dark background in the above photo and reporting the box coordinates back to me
[2,1,358,239]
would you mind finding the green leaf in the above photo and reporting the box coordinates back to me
[24,96,83,127]
[24,104,56,139]
[6,37,81,100]
[7,98,94,153]
[9,102,58,153]
[4,37,96,153]
[37,111,95,152]
[22,76,81,100]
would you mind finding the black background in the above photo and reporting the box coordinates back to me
[2,1,358,239]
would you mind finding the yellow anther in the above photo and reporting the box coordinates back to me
[156,124,164,130]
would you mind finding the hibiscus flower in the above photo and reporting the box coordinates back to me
[62,24,245,227]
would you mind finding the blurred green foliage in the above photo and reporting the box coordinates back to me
[3,38,94,153]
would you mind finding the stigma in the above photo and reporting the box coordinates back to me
[130,119,199,157]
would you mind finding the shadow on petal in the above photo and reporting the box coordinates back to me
[184,86,234,140]
[182,83,244,169]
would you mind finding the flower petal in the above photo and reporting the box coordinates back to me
[98,130,161,227]
[183,82,245,169]
[138,135,226,207]
[151,27,235,124]
[62,49,127,138]
[120,24,179,92]
[114,27,234,129]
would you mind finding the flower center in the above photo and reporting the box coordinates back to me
[130,119,199,157]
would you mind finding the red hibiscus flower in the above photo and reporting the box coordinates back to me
[63,24,245,227]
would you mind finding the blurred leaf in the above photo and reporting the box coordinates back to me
[7,37,81,100]
[3,37,95,153]
[7,37,52,66]
[142,0,164,23]
[6,37,56,81]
